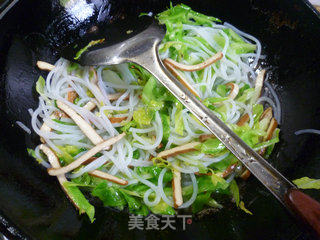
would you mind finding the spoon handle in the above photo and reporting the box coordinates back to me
[285,189,320,237]
[132,38,294,204]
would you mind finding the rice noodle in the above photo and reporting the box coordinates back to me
[178,173,198,208]
[132,171,161,207]
[264,81,281,123]
[16,121,31,134]
[223,22,262,68]
[158,168,174,206]
[132,112,163,151]
[295,129,320,135]
[68,155,108,178]
[257,96,278,121]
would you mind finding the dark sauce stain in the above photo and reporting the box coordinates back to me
[269,11,298,30]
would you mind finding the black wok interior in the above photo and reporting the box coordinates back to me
[1,0,320,239]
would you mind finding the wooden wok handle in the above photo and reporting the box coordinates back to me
[285,188,320,237]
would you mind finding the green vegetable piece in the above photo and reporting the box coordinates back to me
[149,200,175,215]
[214,105,228,122]
[102,69,126,86]
[213,33,226,49]
[196,176,214,193]
[213,31,255,61]
[230,124,264,148]
[157,3,220,26]
[238,84,250,96]
[133,108,154,126]
[141,77,174,108]
[230,42,256,54]
[239,201,252,215]
[192,192,212,213]
[57,148,73,165]
[211,173,229,190]
[141,77,158,104]
[197,163,208,174]
[129,63,151,86]
[72,173,92,186]
[133,149,140,159]
[160,113,171,142]
[210,154,234,171]
[36,76,46,96]
[229,180,240,206]
[252,104,264,123]
[57,145,85,165]
[133,204,149,216]
[92,182,126,208]
[86,90,95,98]
[27,148,37,159]
[198,138,226,155]
[207,198,223,209]
[119,189,146,215]
[74,97,80,105]
[119,189,149,216]
[67,62,80,73]
[223,28,245,43]
[253,129,279,151]
[63,182,95,222]
[74,39,105,60]
[119,188,149,216]
[125,183,150,197]
[59,0,69,7]
[27,148,44,165]
[236,88,255,103]
[120,120,137,134]
[137,166,173,183]
[203,97,228,107]
[193,175,229,194]
[174,102,184,136]
[216,84,228,97]
[119,188,141,198]
[264,142,276,159]
[293,177,320,190]
[149,100,165,111]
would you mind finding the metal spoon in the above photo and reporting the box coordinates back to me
[79,21,320,236]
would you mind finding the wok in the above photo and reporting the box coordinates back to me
[1,0,320,239]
